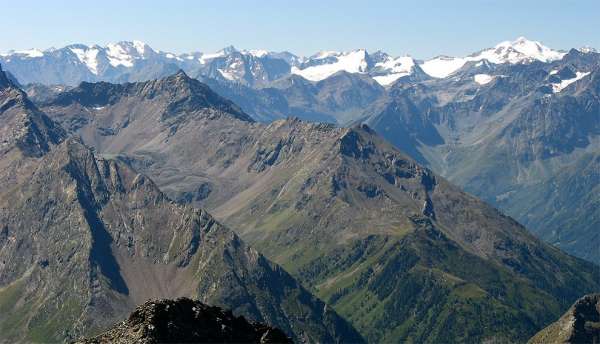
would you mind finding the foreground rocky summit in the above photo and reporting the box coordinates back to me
[75,298,291,344]
[529,294,600,344]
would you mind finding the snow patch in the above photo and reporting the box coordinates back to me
[246,49,269,58]
[291,50,369,81]
[373,74,407,86]
[420,56,467,78]
[106,43,134,67]
[70,47,100,74]
[552,71,590,93]
[132,40,147,55]
[372,56,415,86]
[474,74,494,85]
[14,49,45,58]
[218,69,235,81]
[199,51,226,64]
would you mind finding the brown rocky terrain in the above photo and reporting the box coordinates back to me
[0,65,363,343]
[529,294,600,344]
[75,298,291,344]
[40,71,600,343]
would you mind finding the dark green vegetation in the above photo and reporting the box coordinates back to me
[0,65,363,343]
[41,71,600,343]
[76,298,291,344]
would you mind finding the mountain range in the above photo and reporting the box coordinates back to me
[36,69,600,343]
[6,37,598,266]
[0,66,362,343]
[1,35,599,343]
[359,47,600,264]
[0,37,572,88]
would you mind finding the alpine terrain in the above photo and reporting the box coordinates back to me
[5,38,598,265]
[0,64,363,343]
[39,69,600,343]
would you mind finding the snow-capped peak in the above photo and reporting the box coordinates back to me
[132,40,148,55]
[69,45,101,75]
[105,41,155,68]
[106,43,135,67]
[198,46,239,64]
[473,36,565,64]
[579,46,598,54]
[245,49,269,58]
[291,49,369,81]
[372,55,416,86]
[420,37,566,78]
[11,49,45,58]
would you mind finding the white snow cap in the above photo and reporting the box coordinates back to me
[421,56,468,79]
[13,49,45,58]
[106,41,153,68]
[420,37,567,78]
[245,49,269,58]
[291,49,369,81]
[474,74,494,85]
[372,55,416,86]
[70,47,101,75]
[474,37,566,64]
[551,71,590,93]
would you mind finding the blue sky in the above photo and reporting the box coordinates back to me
[1,0,597,59]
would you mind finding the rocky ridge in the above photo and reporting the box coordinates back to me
[75,298,292,344]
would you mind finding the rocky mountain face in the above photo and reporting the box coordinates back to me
[529,293,600,344]
[41,72,600,343]
[0,66,363,344]
[360,48,600,264]
[75,298,291,344]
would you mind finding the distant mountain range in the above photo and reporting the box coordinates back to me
[0,37,576,87]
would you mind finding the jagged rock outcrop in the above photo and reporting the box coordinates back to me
[529,294,600,344]
[75,298,291,344]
